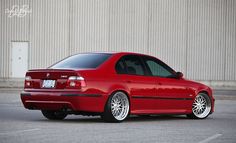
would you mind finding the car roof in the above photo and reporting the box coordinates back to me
[72,51,154,58]
[84,51,151,56]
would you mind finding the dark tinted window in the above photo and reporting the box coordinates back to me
[115,55,145,76]
[50,53,112,69]
[115,60,127,74]
[144,57,175,77]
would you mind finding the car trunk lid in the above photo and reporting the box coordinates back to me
[24,69,79,89]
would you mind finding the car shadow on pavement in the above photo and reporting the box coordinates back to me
[33,114,202,124]
[126,115,190,122]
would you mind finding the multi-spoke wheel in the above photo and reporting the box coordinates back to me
[187,93,212,119]
[41,110,67,120]
[102,91,130,122]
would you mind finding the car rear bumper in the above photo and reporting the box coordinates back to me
[21,91,107,113]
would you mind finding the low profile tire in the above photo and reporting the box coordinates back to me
[187,93,212,119]
[41,110,67,120]
[102,91,130,122]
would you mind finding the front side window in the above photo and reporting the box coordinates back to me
[115,55,145,76]
[144,57,175,78]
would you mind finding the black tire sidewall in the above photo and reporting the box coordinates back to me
[41,110,67,120]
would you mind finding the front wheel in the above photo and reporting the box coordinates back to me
[187,93,212,119]
[41,110,67,120]
[102,91,130,122]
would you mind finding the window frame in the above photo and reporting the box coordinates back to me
[115,55,148,76]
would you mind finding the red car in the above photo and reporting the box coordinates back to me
[21,52,215,122]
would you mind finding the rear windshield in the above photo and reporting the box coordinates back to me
[50,53,112,69]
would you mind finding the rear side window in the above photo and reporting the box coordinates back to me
[115,60,127,74]
[115,55,145,76]
[50,53,112,69]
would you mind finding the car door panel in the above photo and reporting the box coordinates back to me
[156,77,193,111]
[142,56,193,112]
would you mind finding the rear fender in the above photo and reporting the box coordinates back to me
[107,84,130,98]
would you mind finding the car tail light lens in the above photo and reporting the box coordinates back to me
[24,76,32,88]
[66,76,86,89]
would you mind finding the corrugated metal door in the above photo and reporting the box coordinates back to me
[11,42,28,78]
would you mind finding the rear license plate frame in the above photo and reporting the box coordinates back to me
[42,80,56,88]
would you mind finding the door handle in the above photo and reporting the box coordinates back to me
[126,80,132,83]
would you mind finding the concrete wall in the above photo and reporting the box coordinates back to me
[0,0,236,87]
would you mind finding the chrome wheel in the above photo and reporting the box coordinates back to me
[110,92,129,121]
[192,93,211,118]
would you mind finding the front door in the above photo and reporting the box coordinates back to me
[142,56,192,112]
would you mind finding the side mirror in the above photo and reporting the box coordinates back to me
[176,72,183,79]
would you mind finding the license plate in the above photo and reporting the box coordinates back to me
[42,80,56,88]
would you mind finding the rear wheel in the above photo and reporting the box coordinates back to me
[41,110,67,120]
[102,91,130,122]
[187,93,212,119]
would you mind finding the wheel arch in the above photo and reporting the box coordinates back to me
[107,84,130,99]
[198,90,210,96]
[195,86,213,99]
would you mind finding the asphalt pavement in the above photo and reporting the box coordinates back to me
[0,90,236,143]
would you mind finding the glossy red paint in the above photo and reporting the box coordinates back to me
[21,52,215,118]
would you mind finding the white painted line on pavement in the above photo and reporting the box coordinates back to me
[198,133,222,143]
[0,128,40,135]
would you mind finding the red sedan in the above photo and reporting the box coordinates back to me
[21,52,215,122]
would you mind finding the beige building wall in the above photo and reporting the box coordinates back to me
[0,0,236,87]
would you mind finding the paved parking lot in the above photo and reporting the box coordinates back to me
[0,90,236,143]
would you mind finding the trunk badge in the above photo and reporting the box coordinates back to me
[46,73,50,78]
[61,75,68,78]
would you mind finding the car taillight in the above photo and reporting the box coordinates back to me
[66,76,86,89]
[24,76,32,88]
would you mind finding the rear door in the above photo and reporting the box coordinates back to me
[115,55,157,113]
[142,56,192,112]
